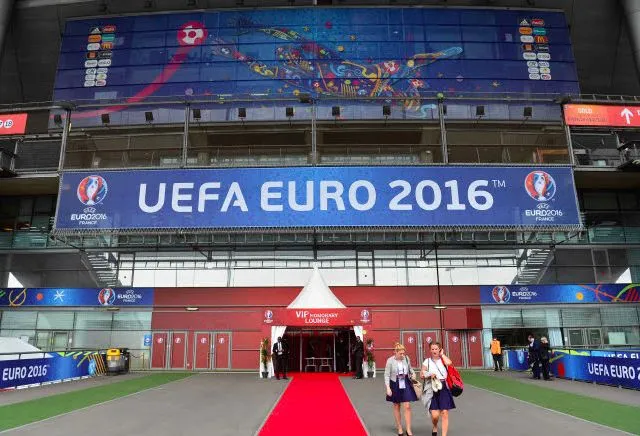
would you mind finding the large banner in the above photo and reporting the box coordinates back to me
[0,288,154,307]
[481,283,640,304]
[54,166,581,231]
[0,353,100,389]
[54,8,579,124]
[263,308,372,327]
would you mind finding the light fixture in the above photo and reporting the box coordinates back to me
[145,111,154,122]
[475,105,485,117]
[192,108,201,120]
[101,113,110,124]
[238,107,246,119]
[434,305,447,310]
[105,306,120,311]
[185,307,199,311]
[382,105,391,117]
[523,106,533,118]
[286,107,294,117]
[53,114,63,126]
[332,106,340,117]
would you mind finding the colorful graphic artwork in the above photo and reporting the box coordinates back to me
[53,8,579,122]
[0,288,154,307]
[481,283,640,304]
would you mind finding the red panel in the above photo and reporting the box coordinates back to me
[465,308,483,329]
[446,331,463,367]
[367,330,400,352]
[402,332,419,367]
[232,349,261,370]
[170,332,186,369]
[0,113,28,135]
[232,331,263,350]
[152,310,263,330]
[564,104,640,127]
[441,286,481,305]
[442,308,468,330]
[215,333,230,369]
[154,287,300,307]
[151,332,167,369]
[370,311,400,329]
[399,310,440,329]
[466,330,483,367]
[334,286,438,306]
[195,333,211,370]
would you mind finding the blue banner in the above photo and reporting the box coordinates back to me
[0,353,97,389]
[54,166,580,231]
[481,283,640,304]
[53,8,579,125]
[0,288,154,307]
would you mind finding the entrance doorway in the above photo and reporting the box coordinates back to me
[445,330,483,368]
[283,328,355,373]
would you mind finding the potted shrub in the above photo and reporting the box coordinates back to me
[260,337,271,378]
[365,338,375,378]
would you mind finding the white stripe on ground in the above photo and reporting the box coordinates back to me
[0,375,194,435]
[468,384,636,436]
[339,377,371,436]
[253,377,293,436]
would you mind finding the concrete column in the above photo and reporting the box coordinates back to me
[622,0,640,79]
[0,0,14,65]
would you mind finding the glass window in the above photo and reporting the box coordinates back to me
[600,307,639,326]
[0,329,37,345]
[0,311,38,329]
[110,331,148,349]
[74,311,113,330]
[112,311,152,330]
[582,192,618,211]
[34,196,54,214]
[521,309,548,328]
[37,311,74,330]
[488,309,523,328]
[73,330,111,349]
[602,326,640,346]
[560,308,601,327]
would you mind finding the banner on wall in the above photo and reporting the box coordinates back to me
[0,353,100,389]
[263,308,372,326]
[54,166,581,231]
[0,288,154,307]
[481,283,640,304]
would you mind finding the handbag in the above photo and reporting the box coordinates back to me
[405,357,423,400]
[445,364,464,397]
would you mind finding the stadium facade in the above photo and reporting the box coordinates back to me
[0,0,639,371]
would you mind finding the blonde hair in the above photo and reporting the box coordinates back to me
[394,342,406,352]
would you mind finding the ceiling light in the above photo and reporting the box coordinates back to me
[185,307,199,311]
[434,305,447,310]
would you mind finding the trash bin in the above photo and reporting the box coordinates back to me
[106,348,130,375]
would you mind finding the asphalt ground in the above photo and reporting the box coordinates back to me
[0,374,289,436]
[489,369,640,407]
[0,373,146,406]
[341,376,635,436]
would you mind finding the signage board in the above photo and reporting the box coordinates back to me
[54,166,581,231]
[0,287,154,307]
[481,283,640,305]
[0,353,98,389]
[564,104,640,127]
[263,308,372,326]
[0,113,28,135]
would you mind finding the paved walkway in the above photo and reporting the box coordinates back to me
[0,373,146,406]
[341,377,634,436]
[490,370,640,407]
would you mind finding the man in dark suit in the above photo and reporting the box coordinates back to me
[272,336,289,380]
[336,336,347,373]
[527,334,541,380]
[352,336,364,379]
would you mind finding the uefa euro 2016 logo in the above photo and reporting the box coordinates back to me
[98,288,116,306]
[264,310,273,324]
[524,171,556,202]
[360,309,370,323]
[77,175,108,206]
[492,286,510,304]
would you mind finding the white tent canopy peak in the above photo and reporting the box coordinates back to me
[287,265,346,309]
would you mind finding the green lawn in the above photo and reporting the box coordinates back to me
[461,371,640,435]
[0,372,192,431]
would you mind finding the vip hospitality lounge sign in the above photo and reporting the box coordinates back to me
[263,309,372,326]
[55,167,581,231]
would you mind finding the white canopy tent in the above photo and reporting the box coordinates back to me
[260,266,370,378]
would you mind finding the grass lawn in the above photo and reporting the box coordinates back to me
[0,372,192,431]
[461,371,640,435]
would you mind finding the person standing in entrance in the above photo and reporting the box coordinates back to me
[272,336,289,380]
[336,336,348,373]
[385,343,418,436]
[422,342,455,436]
[490,337,503,371]
[540,336,552,380]
[527,334,541,380]
[352,336,364,379]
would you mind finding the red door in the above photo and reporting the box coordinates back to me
[151,332,168,369]
[466,330,483,367]
[214,333,230,369]
[170,332,186,369]
[446,331,464,367]
[195,333,211,370]
[401,331,419,368]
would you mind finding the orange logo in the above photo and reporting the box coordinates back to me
[519,27,533,35]
[101,42,113,50]
[535,36,549,44]
[88,35,101,43]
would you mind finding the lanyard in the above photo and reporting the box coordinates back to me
[429,359,445,378]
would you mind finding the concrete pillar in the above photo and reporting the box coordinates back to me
[622,0,640,79]
[0,0,14,65]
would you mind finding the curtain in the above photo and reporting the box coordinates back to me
[265,325,287,378]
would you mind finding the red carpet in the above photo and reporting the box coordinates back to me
[259,373,367,436]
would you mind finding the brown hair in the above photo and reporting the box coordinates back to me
[430,341,443,350]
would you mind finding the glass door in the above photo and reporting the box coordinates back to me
[587,328,603,347]
[567,328,586,347]
[52,331,69,351]
[36,332,51,350]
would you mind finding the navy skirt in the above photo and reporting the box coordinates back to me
[386,376,418,404]
[429,383,456,411]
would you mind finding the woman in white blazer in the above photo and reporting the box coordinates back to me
[384,343,418,436]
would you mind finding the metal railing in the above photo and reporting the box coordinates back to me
[0,348,150,371]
